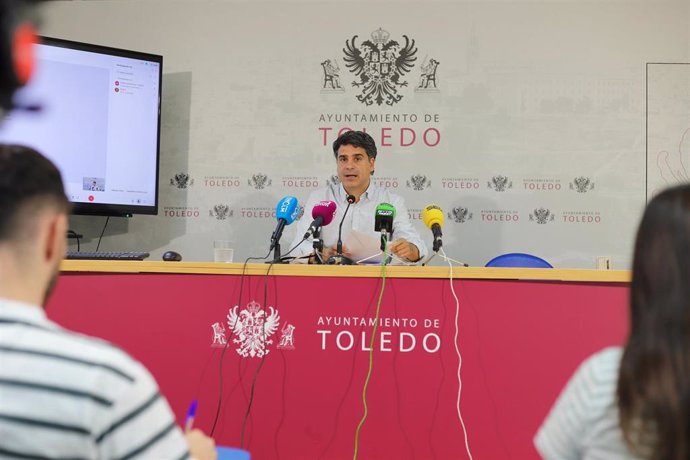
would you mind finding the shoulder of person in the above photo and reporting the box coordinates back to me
[578,347,622,383]
[56,328,156,384]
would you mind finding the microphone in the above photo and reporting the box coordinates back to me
[327,194,356,265]
[422,204,444,253]
[374,202,395,234]
[375,202,396,261]
[303,200,337,239]
[269,196,299,253]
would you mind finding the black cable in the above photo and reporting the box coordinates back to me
[66,230,81,252]
[280,236,308,260]
[95,216,110,252]
[209,249,271,437]
[239,260,275,448]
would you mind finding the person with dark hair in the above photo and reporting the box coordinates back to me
[290,130,426,263]
[0,144,216,459]
[535,183,690,460]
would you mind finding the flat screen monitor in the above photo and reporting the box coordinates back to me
[0,36,163,216]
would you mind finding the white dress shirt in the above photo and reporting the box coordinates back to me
[289,180,427,262]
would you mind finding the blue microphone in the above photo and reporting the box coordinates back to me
[270,196,299,252]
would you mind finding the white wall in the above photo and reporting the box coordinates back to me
[39,0,690,267]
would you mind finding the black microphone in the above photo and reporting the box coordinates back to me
[375,203,396,263]
[327,194,356,265]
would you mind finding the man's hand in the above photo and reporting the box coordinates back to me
[322,245,352,261]
[310,245,351,263]
[389,239,420,262]
[185,428,217,460]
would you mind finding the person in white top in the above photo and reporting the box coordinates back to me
[0,144,216,459]
[290,130,427,263]
[535,184,690,460]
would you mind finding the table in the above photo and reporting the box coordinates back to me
[51,261,629,459]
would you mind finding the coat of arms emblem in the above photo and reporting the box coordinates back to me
[211,322,227,347]
[248,173,272,190]
[570,177,595,193]
[416,57,440,91]
[488,175,512,192]
[210,204,232,220]
[320,59,343,92]
[343,28,417,106]
[227,301,280,358]
[326,175,341,187]
[170,173,194,189]
[530,208,555,224]
[277,324,296,350]
[448,207,473,223]
[406,174,430,191]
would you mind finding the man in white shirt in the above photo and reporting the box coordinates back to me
[0,144,216,459]
[290,130,426,263]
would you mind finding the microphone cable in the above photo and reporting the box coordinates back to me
[209,249,271,437]
[281,235,309,260]
[230,237,312,444]
[239,258,276,448]
[352,239,389,460]
[439,247,473,460]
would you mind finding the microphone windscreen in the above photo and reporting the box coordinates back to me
[422,205,444,229]
[375,202,396,219]
[312,200,337,226]
[374,202,396,233]
[276,196,300,224]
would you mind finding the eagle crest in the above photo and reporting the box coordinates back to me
[227,301,280,358]
[343,28,417,106]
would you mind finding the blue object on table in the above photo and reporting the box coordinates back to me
[216,446,250,460]
[485,252,553,268]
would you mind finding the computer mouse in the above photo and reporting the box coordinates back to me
[162,250,182,262]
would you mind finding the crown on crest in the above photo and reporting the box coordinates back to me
[246,300,261,314]
[371,28,390,45]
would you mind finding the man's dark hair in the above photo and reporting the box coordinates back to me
[332,130,377,160]
[0,144,69,241]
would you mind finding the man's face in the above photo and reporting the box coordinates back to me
[336,144,375,193]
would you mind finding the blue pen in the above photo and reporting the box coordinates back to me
[185,399,198,432]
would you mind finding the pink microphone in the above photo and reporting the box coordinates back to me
[304,200,337,238]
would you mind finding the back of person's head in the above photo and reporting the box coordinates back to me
[618,183,690,460]
[0,144,69,247]
[332,130,378,160]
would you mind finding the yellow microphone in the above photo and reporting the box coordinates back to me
[422,205,444,252]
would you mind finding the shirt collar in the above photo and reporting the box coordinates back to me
[0,297,50,327]
[338,177,377,203]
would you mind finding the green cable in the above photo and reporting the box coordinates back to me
[352,238,388,460]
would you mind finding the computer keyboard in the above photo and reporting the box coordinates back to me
[66,251,150,261]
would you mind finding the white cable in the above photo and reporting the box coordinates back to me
[442,254,469,267]
[440,248,473,460]
[387,251,417,266]
[355,251,383,264]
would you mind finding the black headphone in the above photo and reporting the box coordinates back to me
[0,0,37,111]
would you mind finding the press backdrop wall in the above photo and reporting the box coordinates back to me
[39,0,690,268]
